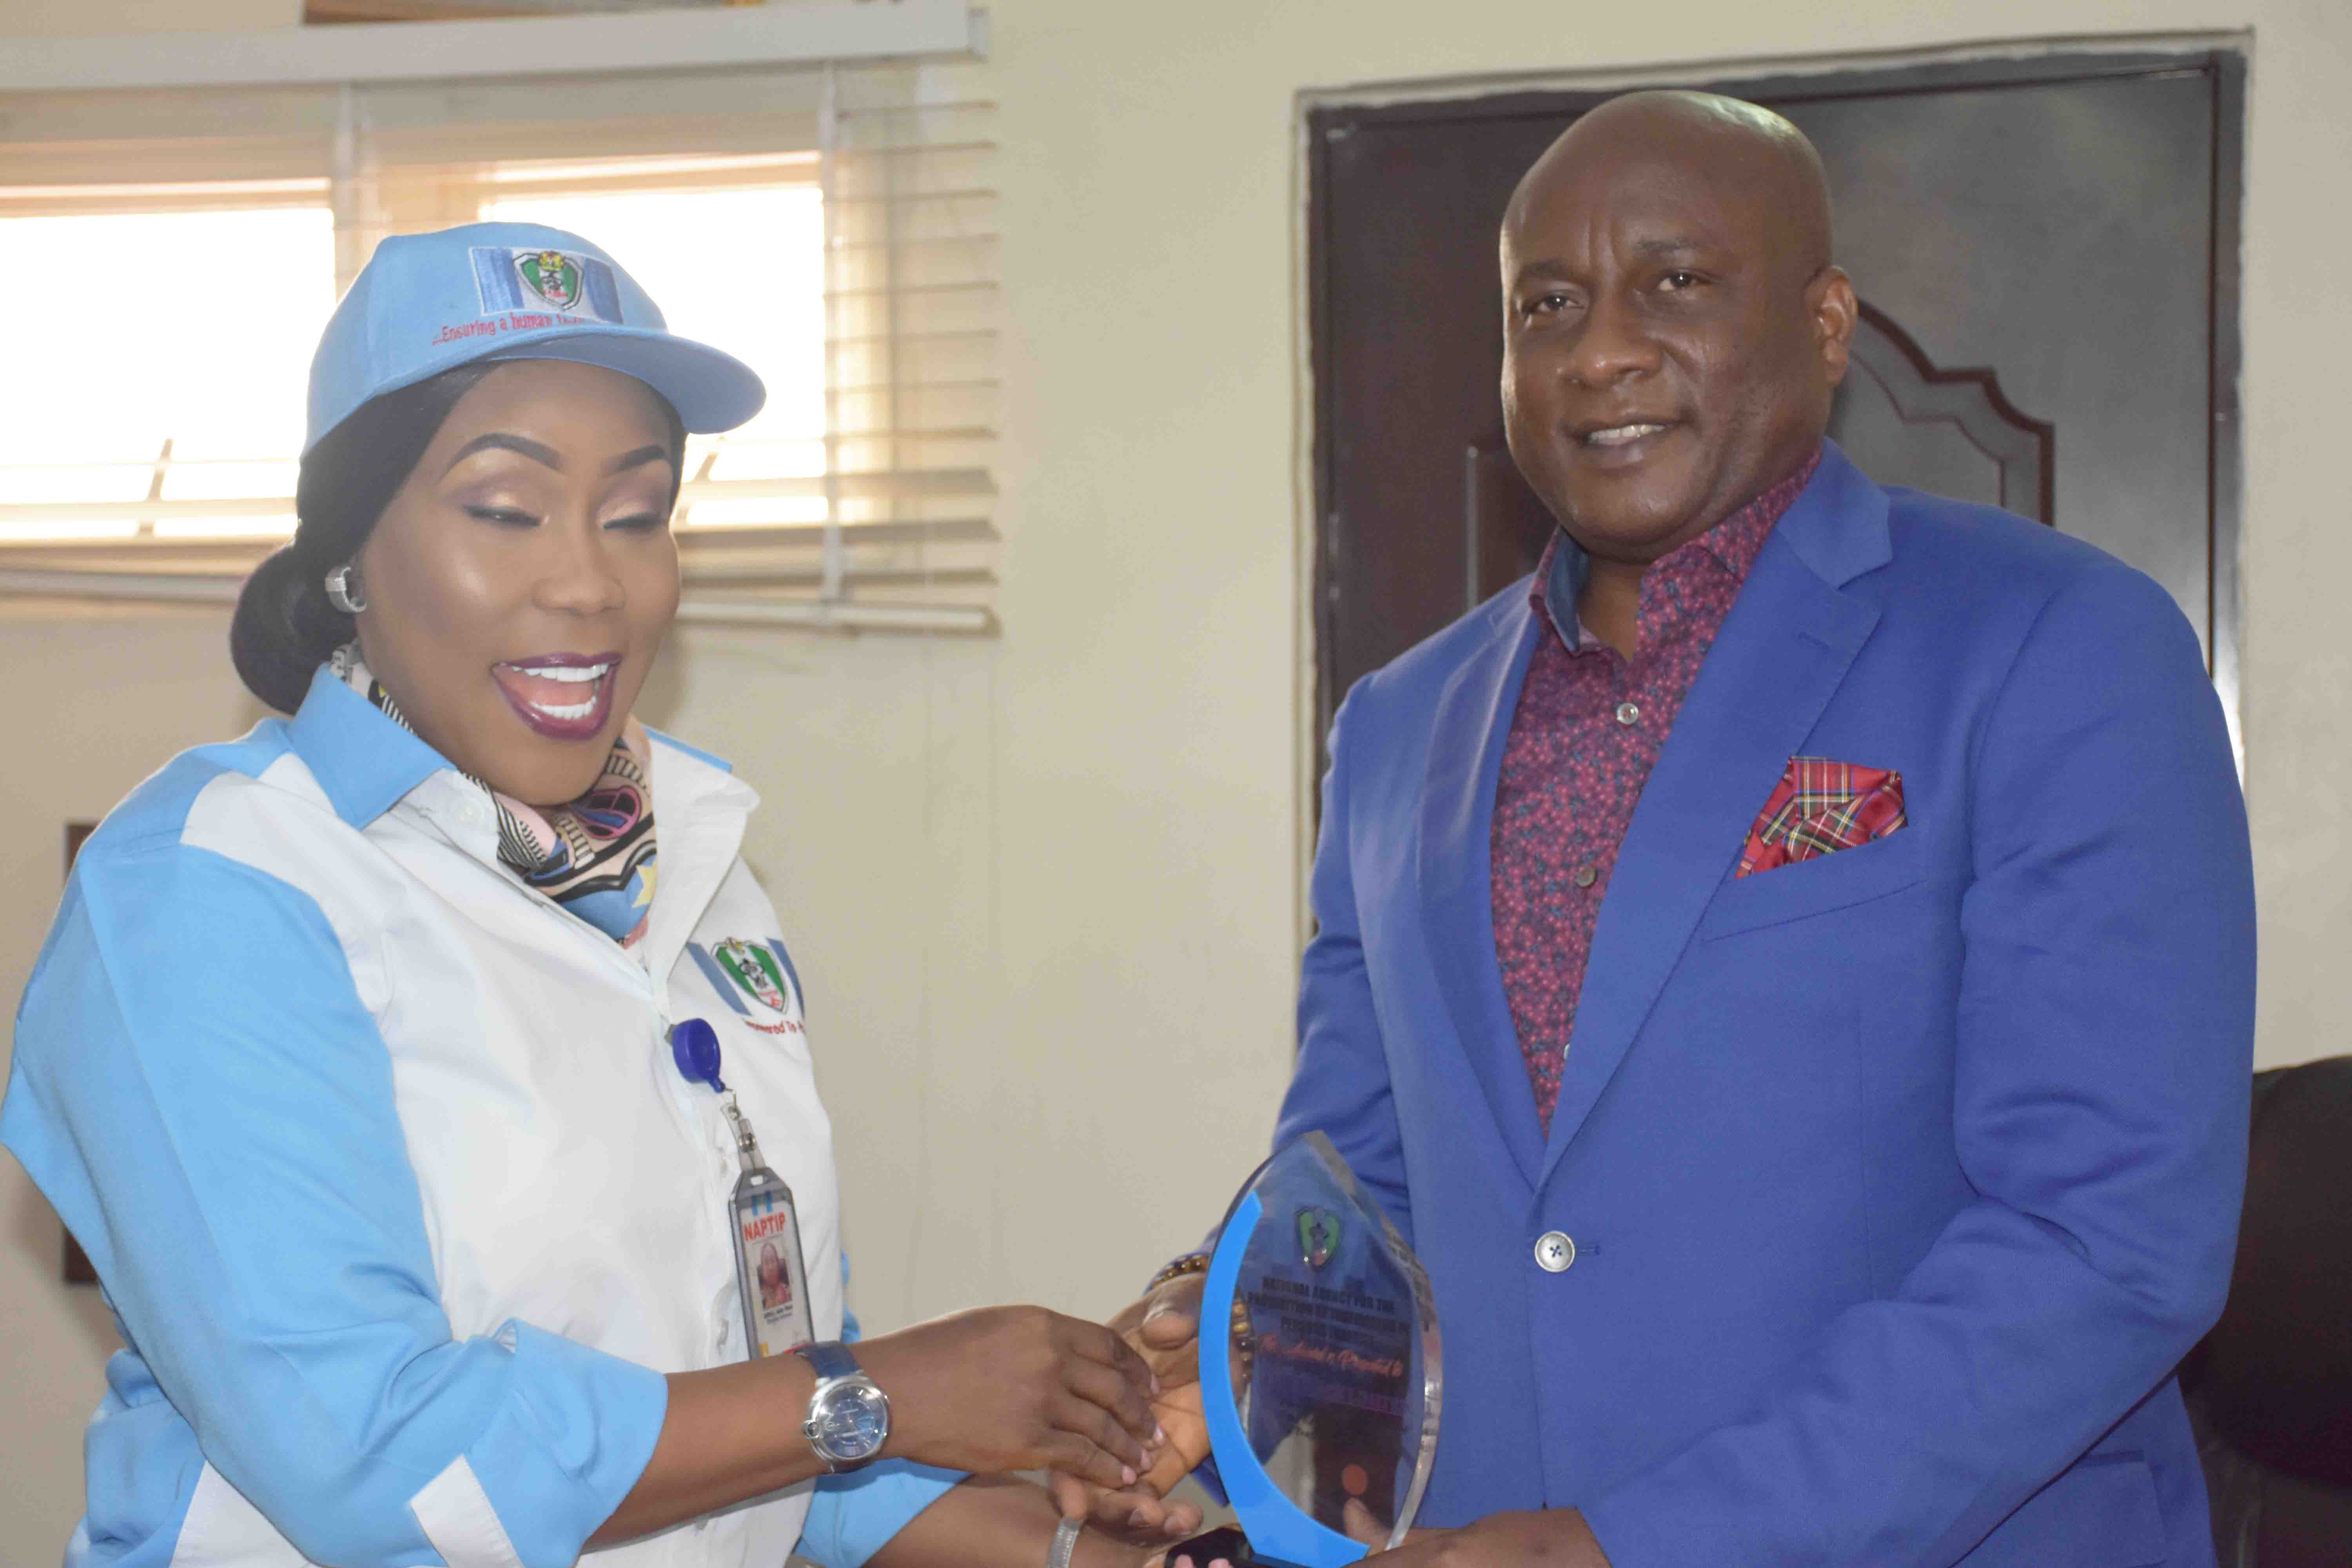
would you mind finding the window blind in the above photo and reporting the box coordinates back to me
[0,58,998,634]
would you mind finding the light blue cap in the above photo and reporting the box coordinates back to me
[304,221,766,453]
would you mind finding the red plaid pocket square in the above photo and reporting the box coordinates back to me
[1735,757,1907,879]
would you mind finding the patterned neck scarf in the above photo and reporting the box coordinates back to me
[331,645,659,949]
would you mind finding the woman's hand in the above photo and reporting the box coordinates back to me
[859,1306,1165,1489]
[862,1474,1184,1568]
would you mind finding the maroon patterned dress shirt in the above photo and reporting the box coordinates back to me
[1491,452,1820,1131]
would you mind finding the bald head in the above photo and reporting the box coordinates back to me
[1496,89,1855,567]
[1508,91,1833,284]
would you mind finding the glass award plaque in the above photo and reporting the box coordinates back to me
[1178,1132,1441,1567]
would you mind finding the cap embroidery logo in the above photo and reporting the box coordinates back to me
[463,245,624,328]
[517,249,583,312]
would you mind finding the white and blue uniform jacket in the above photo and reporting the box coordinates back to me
[1,666,957,1568]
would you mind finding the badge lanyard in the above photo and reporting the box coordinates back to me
[669,1019,815,1358]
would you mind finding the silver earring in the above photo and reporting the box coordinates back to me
[324,564,368,615]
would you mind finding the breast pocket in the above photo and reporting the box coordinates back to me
[1697,826,1930,941]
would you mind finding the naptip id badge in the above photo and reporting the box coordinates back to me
[670,1018,816,1358]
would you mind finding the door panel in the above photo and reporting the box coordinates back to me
[1777,71,2212,620]
[1828,300,2053,523]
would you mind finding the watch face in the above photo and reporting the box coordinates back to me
[811,1379,889,1463]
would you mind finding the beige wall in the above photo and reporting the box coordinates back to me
[0,0,296,34]
[3,0,2348,1554]
[0,613,272,1555]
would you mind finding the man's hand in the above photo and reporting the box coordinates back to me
[1355,1510,1610,1567]
[1047,1375,1208,1540]
[1048,1270,1214,1541]
[1112,1267,1206,1394]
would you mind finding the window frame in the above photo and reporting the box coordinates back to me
[0,10,996,635]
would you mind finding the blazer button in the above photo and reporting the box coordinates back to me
[1534,1231,1577,1272]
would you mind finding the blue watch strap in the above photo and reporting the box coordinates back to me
[795,1340,860,1381]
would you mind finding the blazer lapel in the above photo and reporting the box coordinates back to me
[1418,597,1549,1190]
[1537,446,1892,1182]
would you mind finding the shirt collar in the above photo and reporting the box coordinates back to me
[286,662,452,829]
[283,661,755,978]
[1532,532,1594,652]
[1530,443,1825,646]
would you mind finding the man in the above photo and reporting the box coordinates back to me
[1103,89,2255,1566]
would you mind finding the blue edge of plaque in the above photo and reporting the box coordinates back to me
[1200,1188,1369,1568]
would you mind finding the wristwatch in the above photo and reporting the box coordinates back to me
[793,1341,891,1471]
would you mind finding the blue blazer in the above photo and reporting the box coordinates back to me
[1274,444,2254,1566]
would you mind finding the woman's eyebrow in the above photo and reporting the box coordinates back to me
[443,432,563,475]
[603,445,671,476]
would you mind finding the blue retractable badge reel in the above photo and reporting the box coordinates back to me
[668,1018,816,1357]
[671,1016,729,1093]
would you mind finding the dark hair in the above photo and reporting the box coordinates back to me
[229,361,689,713]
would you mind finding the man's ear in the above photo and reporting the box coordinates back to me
[1810,265,1857,389]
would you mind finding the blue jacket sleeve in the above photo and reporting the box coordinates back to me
[1581,563,2256,1563]
[795,1254,965,1568]
[1270,682,1413,1244]
[0,838,667,1568]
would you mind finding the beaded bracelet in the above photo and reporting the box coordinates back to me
[1145,1252,1210,1293]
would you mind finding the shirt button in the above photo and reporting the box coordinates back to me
[1535,1231,1577,1272]
[1615,701,1641,726]
[457,800,486,826]
[1574,865,1598,889]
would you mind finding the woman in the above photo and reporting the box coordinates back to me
[759,1242,791,1312]
[0,223,1193,1568]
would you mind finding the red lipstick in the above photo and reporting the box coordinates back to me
[490,652,622,742]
